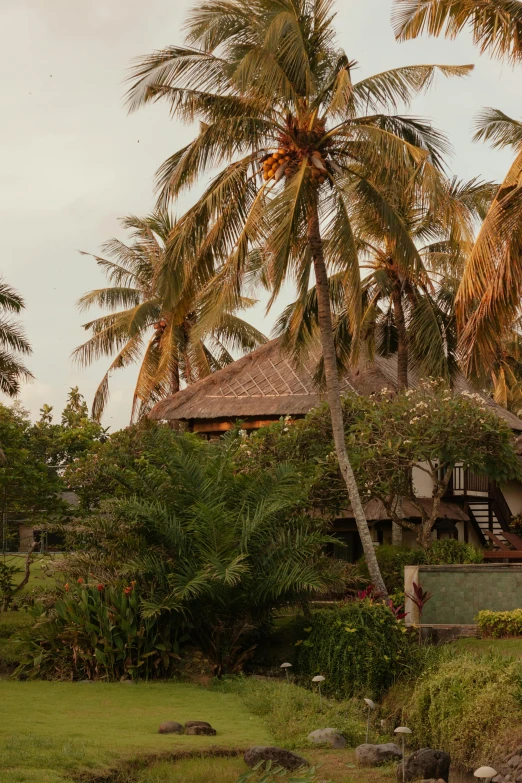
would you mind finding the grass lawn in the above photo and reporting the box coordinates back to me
[1,554,62,591]
[135,750,397,783]
[0,681,272,783]
[452,637,522,657]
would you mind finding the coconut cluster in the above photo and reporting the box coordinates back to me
[153,319,167,340]
[262,148,294,181]
[261,147,328,186]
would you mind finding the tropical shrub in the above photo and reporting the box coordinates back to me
[424,539,483,565]
[42,430,342,677]
[407,652,522,768]
[476,609,522,638]
[17,582,182,680]
[293,601,414,698]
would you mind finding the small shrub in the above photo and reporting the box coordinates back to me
[293,601,415,698]
[424,539,483,565]
[476,609,522,638]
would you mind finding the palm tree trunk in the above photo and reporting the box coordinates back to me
[392,282,408,391]
[307,197,388,598]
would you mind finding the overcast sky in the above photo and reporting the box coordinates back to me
[1,0,520,430]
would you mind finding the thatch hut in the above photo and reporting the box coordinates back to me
[148,339,522,557]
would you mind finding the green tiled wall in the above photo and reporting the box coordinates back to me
[419,565,522,625]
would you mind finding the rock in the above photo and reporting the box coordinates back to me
[356,743,403,766]
[184,725,216,736]
[185,721,212,729]
[308,728,347,749]
[510,757,521,768]
[398,748,451,783]
[158,721,183,735]
[244,747,309,772]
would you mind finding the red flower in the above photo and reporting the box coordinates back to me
[64,583,70,592]
[124,586,132,595]
[77,578,83,584]
[97,584,104,592]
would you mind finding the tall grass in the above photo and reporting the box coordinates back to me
[402,651,522,768]
[213,678,368,749]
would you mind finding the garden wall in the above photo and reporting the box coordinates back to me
[404,564,522,626]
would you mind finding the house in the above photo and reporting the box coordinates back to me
[149,339,522,560]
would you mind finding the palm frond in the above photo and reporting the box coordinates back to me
[393,0,522,63]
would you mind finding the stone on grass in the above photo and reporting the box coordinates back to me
[185,721,212,729]
[398,748,451,783]
[244,747,309,771]
[158,721,183,735]
[356,743,403,766]
[184,725,216,736]
[308,728,346,749]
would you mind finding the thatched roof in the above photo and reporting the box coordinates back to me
[341,497,469,522]
[148,339,522,431]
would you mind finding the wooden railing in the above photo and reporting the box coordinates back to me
[446,465,490,495]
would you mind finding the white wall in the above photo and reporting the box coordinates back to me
[502,481,522,516]
[412,464,434,497]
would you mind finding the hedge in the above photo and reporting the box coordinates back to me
[476,609,522,638]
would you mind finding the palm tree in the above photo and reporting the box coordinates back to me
[126,0,474,596]
[393,1,522,385]
[276,175,496,391]
[0,279,32,398]
[74,212,266,422]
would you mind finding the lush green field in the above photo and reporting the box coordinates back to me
[0,681,272,783]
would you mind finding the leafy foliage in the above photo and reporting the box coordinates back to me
[234,383,520,547]
[16,582,182,681]
[53,429,342,675]
[293,601,415,698]
[476,608,522,638]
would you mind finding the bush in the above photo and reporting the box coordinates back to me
[406,652,522,767]
[16,583,182,680]
[293,601,415,698]
[214,677,367,749]
[424,539,483,565]
[476,609,522,638]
